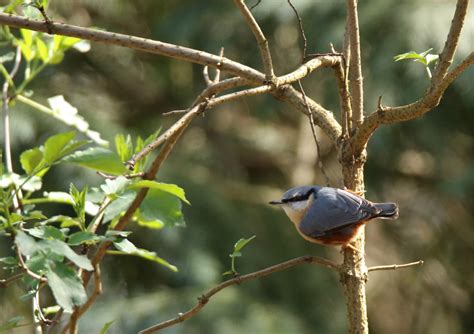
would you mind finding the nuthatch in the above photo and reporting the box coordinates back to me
[269,186,399,249]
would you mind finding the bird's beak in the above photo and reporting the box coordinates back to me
[269,200,283,205]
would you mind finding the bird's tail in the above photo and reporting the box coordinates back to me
[373,202,399,219]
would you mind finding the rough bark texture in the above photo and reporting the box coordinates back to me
[341,149,369,334]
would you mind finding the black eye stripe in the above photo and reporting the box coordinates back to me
[283,189,315,203]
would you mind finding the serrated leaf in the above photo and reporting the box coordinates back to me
[138,189,185,228]
[115,134,133,163]
[63,147,127,175]
[130,181,190,204]
[20,28,34,47]
[68,231,102,246]
[45,261,87,312]
[70,184,87,228]
[43,131,77,163]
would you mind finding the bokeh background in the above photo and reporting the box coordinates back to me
[1,1,473,333]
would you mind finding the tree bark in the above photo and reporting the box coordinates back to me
[341,149,369,334]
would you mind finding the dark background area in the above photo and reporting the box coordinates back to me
[1,1,473,333]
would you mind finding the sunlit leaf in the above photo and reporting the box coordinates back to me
[63,147,127,175]
[102,190,135,223]
[111,239,177,272]
[20,148,44,175]
[43,131,76,163]
[138,189,185,227]
[130,181,190,204]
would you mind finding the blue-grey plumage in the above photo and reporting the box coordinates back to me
[269,185,399,247]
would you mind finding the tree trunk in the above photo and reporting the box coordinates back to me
[341,151,369,334]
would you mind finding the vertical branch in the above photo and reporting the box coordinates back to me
[342,1,368,333]
[234,0,275,80]
[346,0,364,128]
[431,0,469,84]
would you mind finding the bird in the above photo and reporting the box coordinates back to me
[269,185,399,250]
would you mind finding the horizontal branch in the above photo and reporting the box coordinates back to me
[138,255,340,333]
[275,54,342,85]
[0,12,265,82]
[368,260,424,272]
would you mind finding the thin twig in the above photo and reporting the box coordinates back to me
[249,0,262,11]
[368,260,424,272]
[287,0,307,62]
[15,247,47,283]
[127,84,273,169]
[297,81,331,186]
[0,272,23,287]
[138,256,340,333]
[234,0,275,80]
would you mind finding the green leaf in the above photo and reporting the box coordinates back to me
[234,235,256,253]
[99,320,115,334]
[63,147,127,175]
[40,239,92,270]
[130,181,190,204]
[0,257,17,265]
[43,131,77,163]
[115,133,133,163]
[20,28,34,47]
[0,316,24,332]
[43,191,74,205]
[102,190,135,223]
[68,231,102,246]
[0,52,15,64]
[42,305,61,316]
[26,226,65,241]
[104,230,132,239]
[100,177,131,196]
[20,147,44,175]
[112,239,177,272]
[15,230,41,256]
[138,188,185,228]
[45,261,87,312]
[70,184,87,228]
[36,38,49,62]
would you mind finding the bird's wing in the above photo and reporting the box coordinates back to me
[299,188,377,237]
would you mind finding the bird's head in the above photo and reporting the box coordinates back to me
[269,186,321,224]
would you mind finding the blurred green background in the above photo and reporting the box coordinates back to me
[1,1,473,333]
